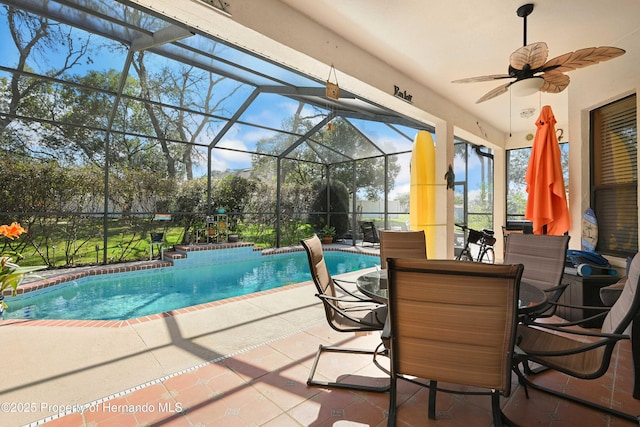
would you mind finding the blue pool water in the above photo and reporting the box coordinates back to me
[3,251,378,321]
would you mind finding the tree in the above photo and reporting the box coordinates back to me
[309,180,350,237]
[172,178,207,244]
[252,102,325,184]
[0,6,92,137]
[209,175,258,231]
[253,110,400,200]
[52,70,160,167]
[395,192,410,211]
[0,153,104,266]
[2,2,248,180]
[320,119,400,200]
[132,51,243,179]
[506,148,532,216]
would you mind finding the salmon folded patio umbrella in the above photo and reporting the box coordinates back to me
[525,105,571,235]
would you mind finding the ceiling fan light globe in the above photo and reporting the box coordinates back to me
[510,77,544,97]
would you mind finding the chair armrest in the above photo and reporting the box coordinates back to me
[333,278,359,292]
[334,277,356,284]
[332,279,372,300]
[517,321,630,361]
[380,318,391,349]
[599,280,625,306]
[523,319,629,340]
[517,326,629,359]
[544,283,569,293]
[315,294,385,329]
[520,337,627,358]
[316,293,380,305]
[381,318,390,340]
[546,300,611,312]
[522,304,609,327]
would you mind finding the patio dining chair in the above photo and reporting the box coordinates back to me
[514,252,640,423]
[360,221,380,247]
[504,233,569,318]
[150,232,165,260]
[385,258,524,427]
[300,235,389,392]
[379,230,427,270]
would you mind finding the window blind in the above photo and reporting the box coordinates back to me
[591,94,637,257]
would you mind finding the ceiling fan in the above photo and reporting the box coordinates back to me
[452,3,625,103]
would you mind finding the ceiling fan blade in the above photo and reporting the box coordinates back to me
[540,72,570,93]
[541,46,625,73]
[510,42,548,70]
[476,82,511,103]
[451,74,511,83]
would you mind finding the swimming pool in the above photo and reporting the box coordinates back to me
[3,251,379,321]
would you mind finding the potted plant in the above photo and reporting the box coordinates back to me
[321,225,336,244]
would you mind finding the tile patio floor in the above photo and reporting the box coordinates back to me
[1,255,638,426]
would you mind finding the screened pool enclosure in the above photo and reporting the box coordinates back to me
[0,0,434,266]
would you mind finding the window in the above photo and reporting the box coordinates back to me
[591,94,637,257]
[506,143,569,223]
[453,139,493,252]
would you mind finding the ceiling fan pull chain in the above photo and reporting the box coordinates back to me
[534,93,543,126]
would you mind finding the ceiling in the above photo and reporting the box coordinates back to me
[278,0,640,136]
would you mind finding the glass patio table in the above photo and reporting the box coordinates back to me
[357,269,548,315]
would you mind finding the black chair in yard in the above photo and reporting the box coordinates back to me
[360,221,380,247]
[300,234,389,392]
[514,252,640,422]
[150,232,165,260]
[385,258,524,427]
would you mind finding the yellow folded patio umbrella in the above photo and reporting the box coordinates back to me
[525,105,571,235]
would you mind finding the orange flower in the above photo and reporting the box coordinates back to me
[0,222,26,240]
